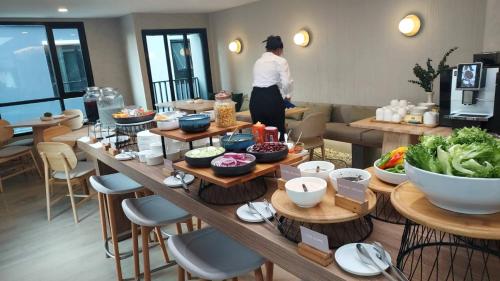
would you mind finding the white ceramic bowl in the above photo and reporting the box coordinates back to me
[157,119,179,131]
[285,177,327,208]
[298,161,335,180]
[405,162,500,214]
[146,153,163,166]
[373,159,408,185]
[329,168,371,191]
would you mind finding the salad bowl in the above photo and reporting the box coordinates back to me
[373,159,408,185]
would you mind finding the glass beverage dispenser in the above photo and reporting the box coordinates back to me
[97,87,124,129]
[83,86,100,123]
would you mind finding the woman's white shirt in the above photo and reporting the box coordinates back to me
[252,52,294,98]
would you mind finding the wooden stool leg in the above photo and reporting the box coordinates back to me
[107,195,123,281]
[66,176,79,224]
[321,144,325,160]
[44,169,51,222]
[97,193,108,241]
[155,227,170,263]
[265,261,274,281]
[29,150,42,178]
[176,222,183,234]
[141,226,152,281]
[178,266,186,281]
[254,267,264,281]
[131,223,140,280]
[186,218,194,232]
[197,217,202,229]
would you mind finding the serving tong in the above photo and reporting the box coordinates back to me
[355,242,408,281]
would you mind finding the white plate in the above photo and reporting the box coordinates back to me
[163,174,195,188]
[53,114,65,119]
[236,202,276,223]
[115,153,133,161]
[335,243,391,277]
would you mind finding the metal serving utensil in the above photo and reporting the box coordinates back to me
[174,170,190,193]
[372,242,408,281]
[247,202,280,234]
[356,244,398,281]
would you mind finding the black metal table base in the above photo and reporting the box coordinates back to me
[397,221,500,281]
[198,177,268,205]
[370,191,406,224]
[278,216,374,249]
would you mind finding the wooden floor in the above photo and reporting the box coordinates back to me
[0,172,300,281]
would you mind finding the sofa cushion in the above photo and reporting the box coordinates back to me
[285,119,301,131]
[293,101,332,123]
[325,122,368,144]
[360,130,383,147]
[331,105,378,123]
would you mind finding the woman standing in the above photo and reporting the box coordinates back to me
[250,35,293,142]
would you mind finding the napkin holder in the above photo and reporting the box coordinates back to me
[297,242,333,267]
[334,194,368,214]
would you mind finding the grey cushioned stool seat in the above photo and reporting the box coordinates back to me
[89,173,143,194]
[121,195,191,227]
[168,227,265,280]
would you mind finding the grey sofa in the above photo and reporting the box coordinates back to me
[239,98,382,167]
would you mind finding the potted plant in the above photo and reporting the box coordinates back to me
[408,47,458,103]
[40,112,53,121]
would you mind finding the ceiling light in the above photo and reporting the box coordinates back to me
[399,14,421,37]
[58,7,68,13]
[293,30,310,47]
[228,39,242,54]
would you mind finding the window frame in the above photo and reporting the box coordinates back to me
[0,21,94,127]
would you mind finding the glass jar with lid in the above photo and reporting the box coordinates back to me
[83,86,100,123]
[214,91,236,128]
[97,87,124,129]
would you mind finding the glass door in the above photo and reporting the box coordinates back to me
[143,29,212,109]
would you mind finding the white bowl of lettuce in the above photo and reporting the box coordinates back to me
[373,159,408,185]
[405,128,500,215]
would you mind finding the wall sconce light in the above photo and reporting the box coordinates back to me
[398,14,421,37]
[293,30,310,47]
[228,39,242,54]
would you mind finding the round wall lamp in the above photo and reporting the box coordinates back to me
[293,30,310,47]
[398,14,421,37]
[228,39,242,54]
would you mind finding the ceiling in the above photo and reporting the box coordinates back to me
[0,0,260,18]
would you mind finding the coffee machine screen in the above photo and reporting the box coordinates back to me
[456,63,483,90]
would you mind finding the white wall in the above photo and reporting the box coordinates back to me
[209,0,487,106]
[483,0,500,52]
[120,13,211,108]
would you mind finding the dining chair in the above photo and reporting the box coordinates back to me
[62,109,84,130]
[289,112,327,160]
[43,125,86,161]
[0,119,34,147]
[37,142,95,223]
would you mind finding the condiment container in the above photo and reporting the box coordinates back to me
[264,126,279,142]
[83,86,100,123]
[392,113,402,123]
[375,108,384,121]
[397,107,407,118]
[399,100,408,107]
[423,111,439,125]
[252,122,266,144]
[390,99,399,107]
[214,91,236,128]
[383,108,393,121]
[138,150,152,163]
[97,87,124,129]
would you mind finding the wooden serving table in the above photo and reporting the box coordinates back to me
[272,184,377,248]
[77,139,402,281]
[156,100,214,113]
[150,121,252,151]
[365,167,405,224]
[236,107,309,119]
[174,153,304,205]
[350,117,452,154]
[391,182,500,281]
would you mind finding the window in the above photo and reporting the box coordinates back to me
[0,22,93,134]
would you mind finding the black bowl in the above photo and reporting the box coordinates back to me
[247,144,289,163]
[114,113,156,124]
[185,148,225,168]
[179,114,211,133]
[220,133,255,152]
[210,154,256,177]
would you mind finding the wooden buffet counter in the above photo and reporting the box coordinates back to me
[76,138,401,281]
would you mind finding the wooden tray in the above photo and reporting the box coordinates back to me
[271,184,376,224]
[149,120,252,142]
[391,182,500,240]
[174,153,304,188]
[369,117,438,128]
[365,167,399,194]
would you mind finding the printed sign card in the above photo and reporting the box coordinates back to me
[300,226,329,253]
[280,164,301,181]
[164,159,174,172]
[337,178,366,202]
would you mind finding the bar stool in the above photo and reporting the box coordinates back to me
[122,195,192,281]
[168,227,273,281]
[89,173,144,281]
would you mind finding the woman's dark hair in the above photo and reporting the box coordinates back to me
[263,35,283,51]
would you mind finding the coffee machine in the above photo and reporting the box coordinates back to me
[439,52,500,133]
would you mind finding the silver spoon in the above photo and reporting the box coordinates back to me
[174,171,190,193]
[372,242,408,281]
[302,183,308,192]
[356,244,398,281]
